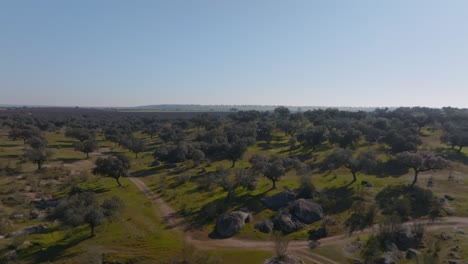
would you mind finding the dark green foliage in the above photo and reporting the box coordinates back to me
[65,128,95,142]
[73,139,99,158]
[396,151,449,186]
[297,175,317,199]
[322,148,377,183]
[25,148,53,170]
[122,137,145,158]
[52,192,123,237]
[440,122,468,152]
[375,185,436,220]
[297,126,327,150]
[93,155,130,187]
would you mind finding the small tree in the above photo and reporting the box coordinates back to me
[93,154,130,187]
[323,149,377,183]
[25,148,53,170]
[225,140,248,168]
[74,139,99,158]
[264,160,286,189]
[123,137,145,158]
[396,151,450,186]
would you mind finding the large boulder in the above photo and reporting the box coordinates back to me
[6,225,48,238]
[215,211,250,238]
[254,219,274,234]
[272,213,305,234]
[289,199,324,224]
[261,192,296,210]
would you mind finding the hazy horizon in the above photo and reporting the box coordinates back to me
[2,1,468,107]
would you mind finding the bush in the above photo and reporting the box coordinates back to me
[375,185,434,220]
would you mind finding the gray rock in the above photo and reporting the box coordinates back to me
[450,246,461,252]
[308,227,327,240]
[289,199,323,224]
[361,180,374,187]
[6,225,48,238]
[272,213,305,234]
[453,228,465,235]
[448,261,460,264]
[441,232,453,240]
[445,194,455,201]
[353,259,364,264]
[345,241,363,254]
[406,249,421,259]
[215,211,250,238]
[2,250,17,260]
[261,192,296,210]
[308,240,320,249]
[396,225,415,250]
[448,252,461,259]
[254,219,274,234]
[264,255,304,264]
[377,251,405,264]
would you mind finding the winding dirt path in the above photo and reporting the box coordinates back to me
[127,176,468,264]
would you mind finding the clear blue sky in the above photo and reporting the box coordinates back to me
[1,0,468,107]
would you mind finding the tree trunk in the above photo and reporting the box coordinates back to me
[86,152,89,159]
[90,224,95,237]
[37,161,42,170]
[458,146,463,152]
[351,171,357,183]
[115,176,122,187]
[272,179,277,189]
[231,159,236,168]
[411,170,419,186]
[135,153,138,158]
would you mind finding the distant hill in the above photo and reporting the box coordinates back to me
[128,104,380,112]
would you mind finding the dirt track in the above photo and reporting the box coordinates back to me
[128,176,468,264]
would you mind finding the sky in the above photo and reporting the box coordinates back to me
[1,0,468,108]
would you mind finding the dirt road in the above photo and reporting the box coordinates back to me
[128,176,468,264]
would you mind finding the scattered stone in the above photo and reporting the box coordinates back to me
[2,250,17,260]
[445,194,455,201]
[254,219,274,234]
[384,241,399,252]
[215,211,250,238]
[450,246,461,252]
[448,260,460,264]
[272,213,305,234]
[353,259,364,264]
[6,225,48,238]
[448,252,461,259]
[308,240,320,249]
[345,241,363,254]
[395,226,415,250]
[264,255,304,264]
[441,232,453,240]
[361,180,374,187]
[289,199,324,224]
[406,249,421,259]
[261,192,296,210]
[453,228,465,235]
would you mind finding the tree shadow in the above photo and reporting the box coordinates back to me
[180,191,268,232]
[30,234,90,262]
[54,158,81,163]
[49,144,74,149]
[131,166,166,177]
[258,142,288,150]
[434,147,468,166]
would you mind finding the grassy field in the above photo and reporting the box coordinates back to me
[1,124,468,263]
